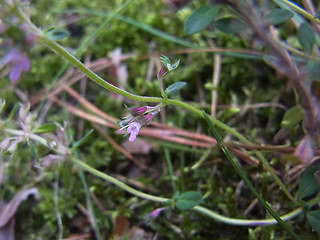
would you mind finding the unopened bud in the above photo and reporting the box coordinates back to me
[143,113,153,123]
[157,66,168,78]
[129,106,147,116]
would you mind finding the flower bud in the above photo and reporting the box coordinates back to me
[147,207,166,219]
[129,106,147,116]
[142,113,153,123]
[157,66,168,78]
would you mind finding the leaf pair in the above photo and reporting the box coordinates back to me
[184,6,294,35]
[184,5,248,35]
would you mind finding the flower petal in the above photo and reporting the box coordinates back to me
[9,65,22,83]
[128,132,137,142]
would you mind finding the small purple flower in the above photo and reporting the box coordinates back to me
[1,50,30,83]
[127,121,142,142]
[147,207,167,219]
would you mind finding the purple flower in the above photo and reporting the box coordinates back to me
[147,207,167,219]
[127,122,142,142]
[118,104,161,142]
[1,50,30,83]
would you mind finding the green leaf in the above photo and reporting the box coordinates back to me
[314,10,320,19]
[297,159,320,199]
[267,9,293,25]
[165,82,186,96]
[175,191,203,210]
[307,60,320,81]
[46,28,69,41]
[215,17,248,34]
[6,104,19,122]
[307,210,320,233]
[281,105,303,129]
[172,191,180,201]
[44,26,56,33]
[34,123,57,134]
[184,5,219,35]
[28,141,39,162]
[298,23,315,53]
[72,129,94,149]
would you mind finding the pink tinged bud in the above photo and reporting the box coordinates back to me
[127,122,141,142]
[294,136,314,164]
[129,106,147,116]
[157,66,168,78]
[147,207,166,219]
[143,113,153,123]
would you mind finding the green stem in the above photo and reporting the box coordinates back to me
[164,148,177,191]
[72,157,312,227]
[39,36,162,103]
[202,112,300,240]
[277,0,320,23]
[72,157,167,202]
[77,167,103,240]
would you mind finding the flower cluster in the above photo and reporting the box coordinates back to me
[0,101,70,168]
[118,105,161,142]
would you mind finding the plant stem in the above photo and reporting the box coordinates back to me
[72,157,167,203]
[164,148,177,191]
[202,111,300,240]
[72,157,311,227]
[277,0,320,23]
[39,37,163,103]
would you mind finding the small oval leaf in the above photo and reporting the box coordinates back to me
[165,82,187,96]
[175,191,203,210]
[46,29,69,41]
[184,5,219,35]
[307,60,320,81]
[34,123,57,134]
[267,9,293,25]
[307,210,320,233]
[298,23,315,53]
[297,158,320,199]
[281,105,303,129]
[215,17,248,34]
